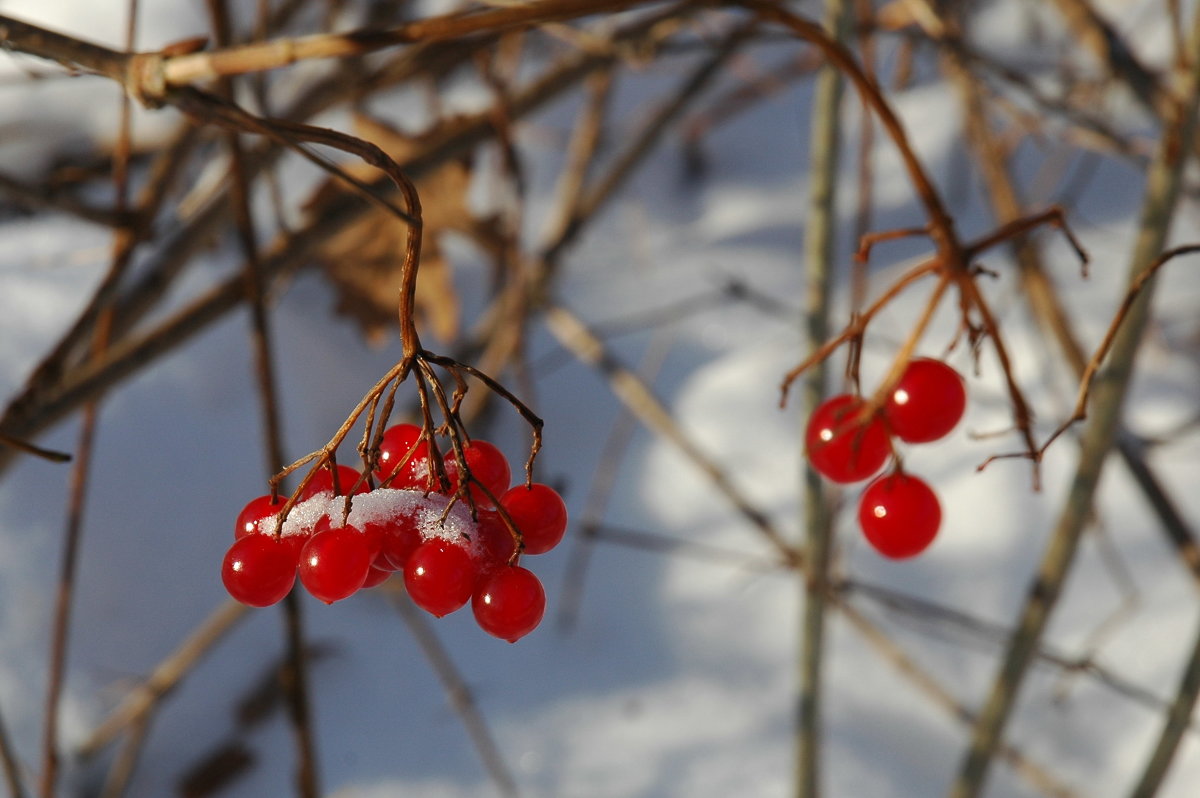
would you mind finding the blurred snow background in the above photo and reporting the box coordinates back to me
[0,1,1198,797]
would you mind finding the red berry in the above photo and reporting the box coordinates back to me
[300,464,369,500]
[805,395,891,483]
[404,539,479,617]
[884,358,967,443]
[222,534,299,607]
[858,473,941,559]
[472,566,546,642]
[235,494,285,539]
[375,424,435,490]
[361,564,392,589]
[298,524,372,603]
[377,509,424,571]
[357,519,387,560]
[499,483,567,555]
[474,510,517,573]
[445,440,511,505]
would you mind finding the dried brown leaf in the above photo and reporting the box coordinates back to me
[309,114,489,346]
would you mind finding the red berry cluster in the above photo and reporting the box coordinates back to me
[221,425,568,642]
[804,357,966,559]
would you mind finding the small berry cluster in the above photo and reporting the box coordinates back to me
[804,358,966,559]
[221,424,567,642]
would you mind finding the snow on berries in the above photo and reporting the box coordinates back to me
[804,358,966,559]
[220,429,566,642]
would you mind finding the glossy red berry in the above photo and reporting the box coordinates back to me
[361,564,392,589]
[300,464,370,500]
[445,440,511,506]
[472,566,546,642]
[884,358,967,443]
[378,513,423,571]
[858,473,941,559]
[298,524,372,603]
[474,510,517,573]
[499,483,567,555]
[234,494,285,539]
[375,424,435,490]
[404,539,479,617]
[222,534,299,607]
[805,394,891,483]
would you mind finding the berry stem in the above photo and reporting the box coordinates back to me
[949,12,1200,794]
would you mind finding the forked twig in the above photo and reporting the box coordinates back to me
[754,2,1089,484]
[390,590,520,798]
[1023,244,1200,460]
[950,9,1200,794]
[0,431,70,463]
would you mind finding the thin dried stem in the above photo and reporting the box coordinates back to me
[390,591,519,798]
[40,8,140,789]
[835,597,1079,798]
[204,2,320,793]
[0,698,28,798]
[780,259,940,401]
[1034,245,1200,458]
[555,329,673,630]
[79,600,248,757]
[949,11,1200,795]
[0,432,70,463]
[797,1,852,795]
[1128,612,1200,797]
[543,303,800,567]
[152,0,668,92]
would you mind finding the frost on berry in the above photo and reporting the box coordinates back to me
[235,494,286,539]
[227,477,557,639]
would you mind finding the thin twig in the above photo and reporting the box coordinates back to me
[39,6,141,790]
[0,697,29,798]
[204,1,321,793]
[543,303,800,567]
[79,600,248,757]
[556,327,675,630]
[1127,612,1200,797]
[0,431,70,463]
[835,597,1079,798]
[796,1,852,795]
[390,591,520,798]
[949,11,1200,796]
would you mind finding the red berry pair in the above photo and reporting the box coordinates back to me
[374,423,512,505]
[804,358,965,559]
[221,431,568,642]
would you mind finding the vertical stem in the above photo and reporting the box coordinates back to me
[948,12,1200,798]
[40,398,101,798]
[1127,614,1200,797]
[204,2,318,795]
[797,1,851,796]
[0,699,27,798]
[39,4,139,795]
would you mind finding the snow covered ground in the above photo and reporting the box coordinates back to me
[0,1,1198,797]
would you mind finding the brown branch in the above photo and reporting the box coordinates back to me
[390,590,520,798]
[543,302,800,567]
[1033,245,1200,458]
[0,431,70,463]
